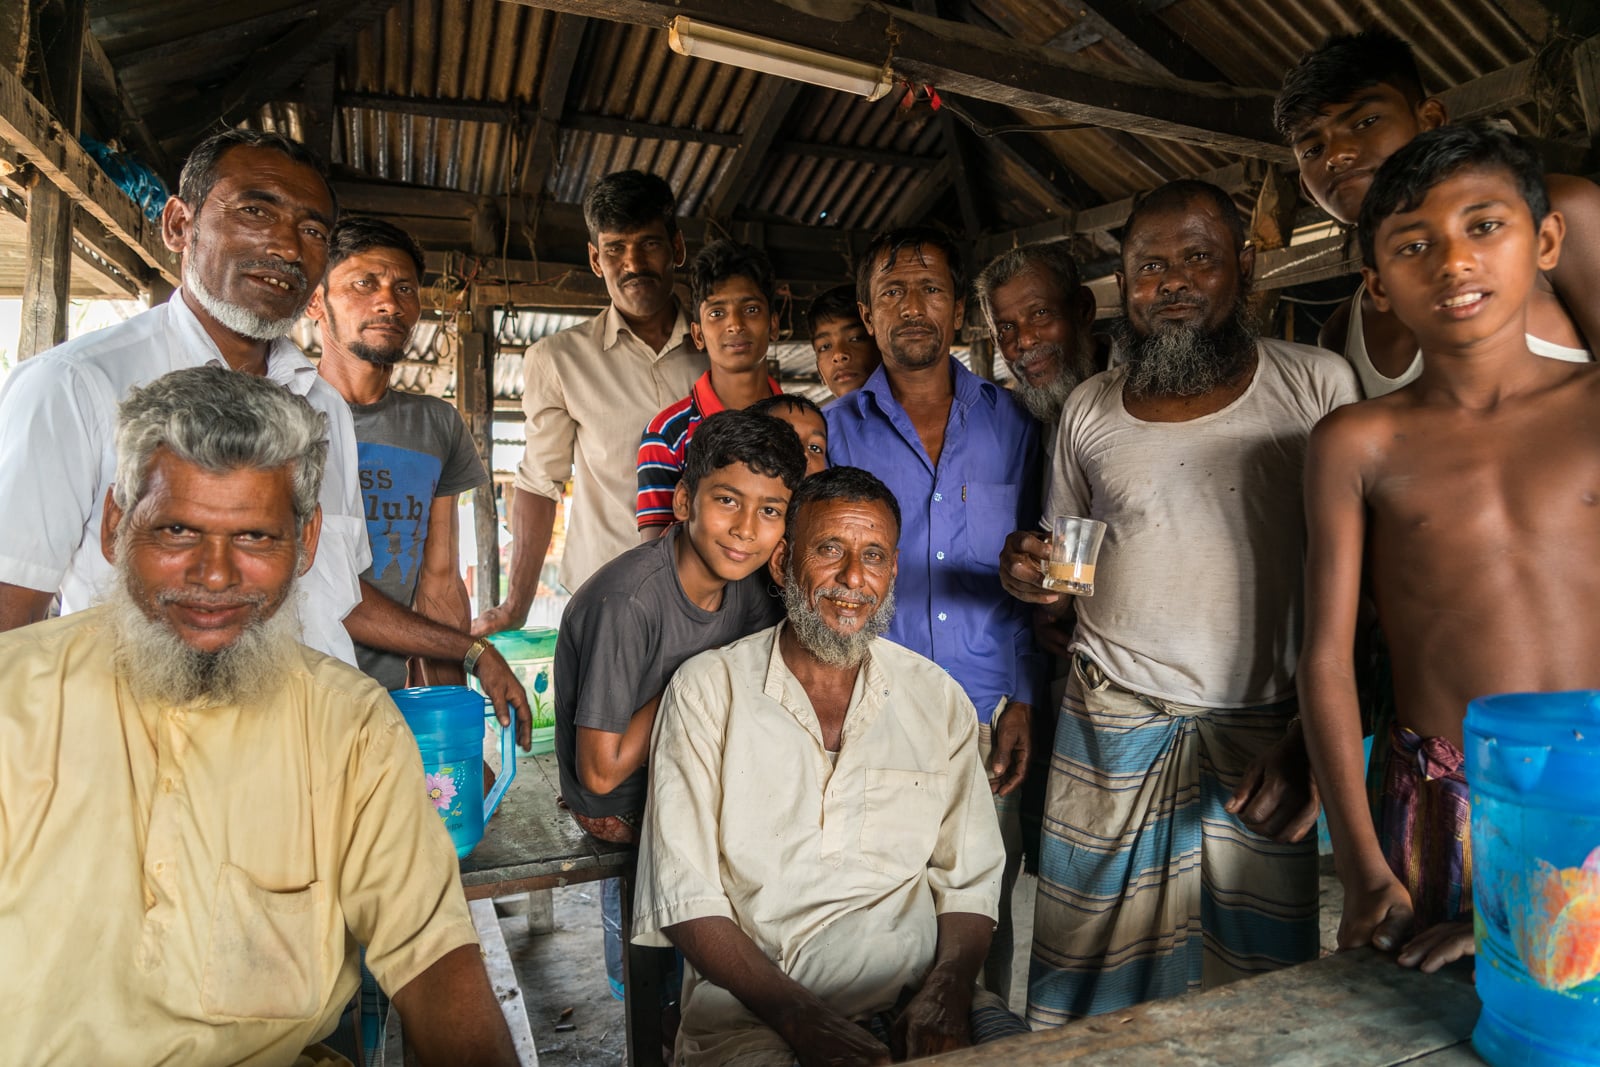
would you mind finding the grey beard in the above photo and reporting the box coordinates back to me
[105,553,303,707]
[184,258,305,342]
[1111,301,1258,399]
[1010,338,1094,423]
[781,564,896,669]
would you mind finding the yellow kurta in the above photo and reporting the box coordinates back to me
[633,625,1006,1066]
[0,607,478,1066]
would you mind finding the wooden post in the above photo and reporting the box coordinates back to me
[19,0,84,359]
[968,334,996,381]
[0,0,28,78]
[466,198,504,613]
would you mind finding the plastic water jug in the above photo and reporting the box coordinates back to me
[392,686,516,859]
[1466,691,1600,1067]
[471,627,558,755]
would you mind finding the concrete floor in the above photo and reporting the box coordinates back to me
[497,857,1346,1063]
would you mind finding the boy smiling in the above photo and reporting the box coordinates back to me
[1299,125,1600,975]
[637,241,781,537]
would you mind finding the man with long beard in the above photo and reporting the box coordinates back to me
[0,367,517,1067]
[974,241,1103,428]
[998,180,1361,1024]
[633,467,1028,1066]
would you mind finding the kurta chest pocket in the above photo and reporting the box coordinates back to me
[859,769,948,876]
[201,864,328,1020]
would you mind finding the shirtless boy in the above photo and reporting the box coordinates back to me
[1276,29,1599,396]
[1299,124,1600,974]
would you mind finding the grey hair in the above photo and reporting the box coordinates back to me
[113,366,328,531]
[973,241,1083,336]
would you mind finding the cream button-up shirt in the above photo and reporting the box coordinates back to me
[513,302,704,592]
[633,625,1005,1066]
[0,608,478,1066]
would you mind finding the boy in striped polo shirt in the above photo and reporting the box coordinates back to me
[636,240,780,538]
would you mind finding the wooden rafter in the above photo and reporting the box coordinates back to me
[705,77,800,218]
[912,0,980,235]
[106,2,326,71]
[1042,0,1225,84]
[520,13,584,198]
[498,0,1289,160]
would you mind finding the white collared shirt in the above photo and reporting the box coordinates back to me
[0,292,369,664]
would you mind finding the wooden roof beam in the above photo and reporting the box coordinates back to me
[705,77,800,218]
[499,0,1288,160]
[1042,0,1225,84]
[521,13,584,198]
[0,59,175,284]
[912,1,980,235]
[106,2,325,71]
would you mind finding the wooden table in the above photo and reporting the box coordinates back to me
[918,948,1482,1065]
[459,751,664,1067]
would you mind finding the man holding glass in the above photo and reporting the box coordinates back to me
[999,180,1359,1026]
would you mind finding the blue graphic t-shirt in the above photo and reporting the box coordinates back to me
[348,390,489,688]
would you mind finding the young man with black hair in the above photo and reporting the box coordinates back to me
[751,393,829,477]
[477,171,706,632]
[557,409,804,995]
[1275,28,1598,397]
[808,284,881,398]
[636,240,782,537]
[1301,124,1600,976]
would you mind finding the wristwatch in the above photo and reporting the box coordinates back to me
[463,636,494,676]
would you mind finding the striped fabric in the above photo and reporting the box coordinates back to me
[1027,656,1320,1026]
[635,371,779,531]
[1377,724,1472,930]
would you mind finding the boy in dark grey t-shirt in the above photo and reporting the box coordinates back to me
[555,410,806,832]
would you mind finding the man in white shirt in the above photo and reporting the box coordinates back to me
[634,467,1027,1067]
[1000,181,1361,1025]
[473,170,705,632]
[0,130,528,727]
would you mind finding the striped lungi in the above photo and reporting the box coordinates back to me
[1027,655,1320,1026]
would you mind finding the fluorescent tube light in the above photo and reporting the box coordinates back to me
[667,16,894,102]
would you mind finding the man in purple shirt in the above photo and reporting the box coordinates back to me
[825,226,1042,1003]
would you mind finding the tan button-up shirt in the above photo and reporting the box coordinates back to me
[633,625,1004,1066]
[514,302,704,592]
[0,608,479,1067]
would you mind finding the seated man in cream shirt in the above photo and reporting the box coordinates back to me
[0,367,515,1067]
[633,467,1028,1066]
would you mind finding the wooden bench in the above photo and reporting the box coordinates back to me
[916,947,1481,1065]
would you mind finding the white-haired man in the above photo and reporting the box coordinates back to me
[0,367,517,1067]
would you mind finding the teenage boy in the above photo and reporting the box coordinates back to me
[1300,125,1600,975]
[558,410,805,994]
[808,284,882,398]
[636,241,781,537]
[1275,29,1598,397]
[750,393,828,477]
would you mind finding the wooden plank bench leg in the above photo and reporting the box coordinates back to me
[470,897,541,1066]
[620,869,666,1067]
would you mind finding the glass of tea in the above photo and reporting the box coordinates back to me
[1041,516,1106,596]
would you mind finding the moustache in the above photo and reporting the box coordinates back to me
[361,316,409,332]
[812,585,878,607]
[155,589,269,611]
[239,258,307,292]
[620,271,660,286]
[1149,292,1205,315]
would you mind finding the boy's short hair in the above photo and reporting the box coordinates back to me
[749,393,824,422]
[856,227,965,310]
[1358,123,1549,268]
[806,285,863,335]
[581,169,678,242]
[681,410,806,498]
[325,216,427,281]
[1275,29,1428,142]
[1122,180,1247,256]
[784,465,901,544]
[689,240,777,319]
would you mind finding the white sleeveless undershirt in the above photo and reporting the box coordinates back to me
[1345,282,1591,398]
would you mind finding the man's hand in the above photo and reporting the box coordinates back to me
[1224,723,1319,843]
[989,702,1031,796]
[471,601,527,638]
[791,1017,893,1067]
[474,646,532,751]
[999,530,1063,606]
[891,971,974,1059]
[1340,874,1415,953]
[1031,605,1074,658]
[1397,919,1475,973]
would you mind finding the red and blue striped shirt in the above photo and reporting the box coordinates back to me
[635,371,780,530]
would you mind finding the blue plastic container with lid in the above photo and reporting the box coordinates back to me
[392,685,516,859]
[1466,691,1600,1067]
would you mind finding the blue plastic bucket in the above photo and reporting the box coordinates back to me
[392,685,516,859]
[1466,691,1600,1067]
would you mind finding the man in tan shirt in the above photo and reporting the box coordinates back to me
[0,367,515,1067]
[633,467,1026,1066]
[473,170,706,633]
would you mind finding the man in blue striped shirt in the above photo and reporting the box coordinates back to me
[825,227,1042,1003]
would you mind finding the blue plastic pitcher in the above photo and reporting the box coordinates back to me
[1466,691,1600,1067]
[392,686,516,859]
